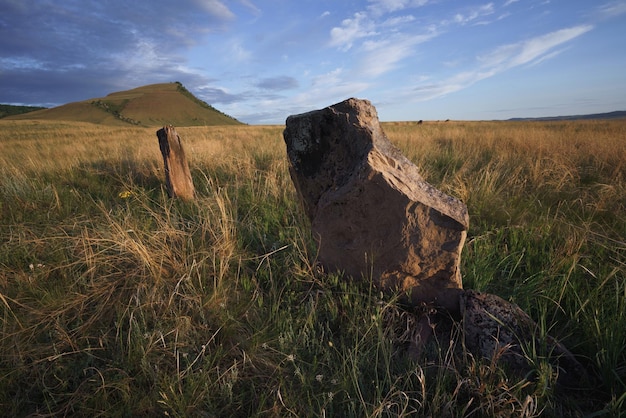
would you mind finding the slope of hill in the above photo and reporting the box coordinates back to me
[5,82,242,127]
[508,110,626,121]
[0,104,47,118]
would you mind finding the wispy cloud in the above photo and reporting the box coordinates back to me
[192,0,235,20]
[328,0,432,80]
[330,0,431,51]
[451,3,495,25]
[402,24,593,103]
[255,76,299,91]
[312,68,346,87]
[228,39,253,62]
[307,68,370,102]
[359,31,437,77]
[506,25,593,67]
[596,1,626,18]
[197,85,246,104]
[406,69,497,101]
[238,0,262,16]
[382,15,416,27]
[366,0,429,16]
[329,12,376,51]
[360,39,412,78]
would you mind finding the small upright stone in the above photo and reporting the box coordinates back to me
[156,125,195,200]
[283,98,469,312]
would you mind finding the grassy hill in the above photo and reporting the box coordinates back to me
[0,104,47,118]
[5,82,242,127]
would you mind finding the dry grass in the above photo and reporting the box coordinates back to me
[0,118,625,416]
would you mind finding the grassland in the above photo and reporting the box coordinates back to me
[0,118,624,416]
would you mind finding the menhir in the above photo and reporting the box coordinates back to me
[283,98,469,312]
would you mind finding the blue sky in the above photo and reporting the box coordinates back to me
[1,0,625,124]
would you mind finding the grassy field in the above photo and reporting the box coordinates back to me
[0,118,624,416]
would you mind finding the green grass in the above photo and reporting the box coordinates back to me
[1,119,625,416]
[0,104,47,119]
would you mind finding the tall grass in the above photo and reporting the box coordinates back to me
[1,119,624,416]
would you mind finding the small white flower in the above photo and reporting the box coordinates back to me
[287,354,295,362]
[316,374,323,382]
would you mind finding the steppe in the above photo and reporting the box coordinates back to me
[1,112,624,415]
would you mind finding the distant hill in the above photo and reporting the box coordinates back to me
[4,82,242,127]
[508,110,626,121]
[0,104,47,118]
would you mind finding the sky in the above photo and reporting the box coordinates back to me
[1,0,625,124]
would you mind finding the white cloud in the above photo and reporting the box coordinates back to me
[228,39,252,62]
[476,25,592,69]
[596,1,626,18]
[0,57,46,70]
[452,3,495,25]
[359,31,437,77]
[477,43,518,68]
[329,12,376,51]
[239,0,261,16]
[360,39,410,77]
[524,48,565,68]
[312,68,345,87]
[382,15,416,27]
[510,25,593,66]
[243,68,370,122]
[367,0,429,16]
[401,25,593,104]
[503,0,520,6]
[192,0,235,20]
[402,69,498,102]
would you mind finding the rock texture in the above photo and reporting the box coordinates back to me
[283,98,469,312]
[461,290,587,387]
[156,125,195,200]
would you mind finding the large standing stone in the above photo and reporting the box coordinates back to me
[283,98,469,312]
[156,125,195,200]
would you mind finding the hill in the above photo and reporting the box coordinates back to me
[5,82,242,127]
[508,110,626,121]
[0,104,47,118]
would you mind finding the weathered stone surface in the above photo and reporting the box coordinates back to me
[156,125,195,200]
[461,290,587,387]
[283,98,469,312]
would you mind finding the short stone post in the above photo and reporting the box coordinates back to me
[156,125,195,200]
